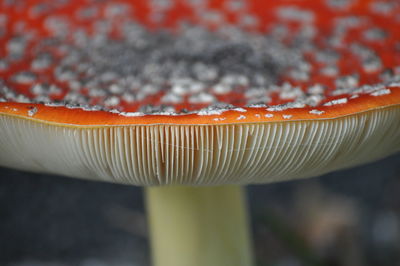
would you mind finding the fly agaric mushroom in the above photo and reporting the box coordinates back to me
[1,0,400,266]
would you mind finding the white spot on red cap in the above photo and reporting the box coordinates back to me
[323,98,348,106]
[28,107,38,117]
[119,112,145,117]
[309,109,325,115]
[370,89,391,96]
[234,108,247,112]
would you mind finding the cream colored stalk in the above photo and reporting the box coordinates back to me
[146,185,254,266]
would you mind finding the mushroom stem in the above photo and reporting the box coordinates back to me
[145,185,254,266]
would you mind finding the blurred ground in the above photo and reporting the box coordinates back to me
[0,153,399,266]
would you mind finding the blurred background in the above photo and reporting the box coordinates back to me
[1,153,399,266]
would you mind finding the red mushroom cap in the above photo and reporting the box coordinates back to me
[0,0,399,185]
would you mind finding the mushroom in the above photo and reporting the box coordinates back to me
[0,0,399,266]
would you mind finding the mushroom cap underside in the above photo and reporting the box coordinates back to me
[0,103,399,186]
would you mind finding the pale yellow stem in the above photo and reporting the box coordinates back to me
[145,185,254,266]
